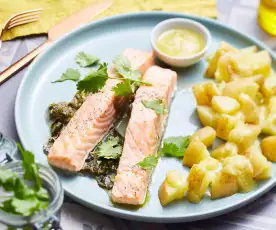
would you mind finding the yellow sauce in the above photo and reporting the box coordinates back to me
[156,28,205,57]
[258,0,276,36]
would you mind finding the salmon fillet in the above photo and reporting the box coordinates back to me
[111,66,177,205]
[48,49,154,172]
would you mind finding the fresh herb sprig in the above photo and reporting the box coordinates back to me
[0,144,49,217]
[52,68,80,83]
[75,52,99,67]
[142,99,166,115]
[96,136,123,159]
[160,136,191,157]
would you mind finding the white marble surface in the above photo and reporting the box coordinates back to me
[1,0,276,229]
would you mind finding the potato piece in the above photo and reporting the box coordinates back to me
[206,42,236,78]
[216,114,240,140]
[233,111,245,122]
[158,170,188,206]
[244,141,271,179]
[262,114,276,135]
[229,124,261,153]
[199,157,221,170]
[212,142,238,161]
[211,171,239,199]
[211,96,240,114]
[261,136,276,162]
[215,52,236,83]
[259,105,269,128]
[183,137,210,168]
[255,162,272,180]
[255,92,265,105]
[249,74,265,86]
[193,126,216,147]
[197,106,218,128]
[222,155,255,192]
[268,97,276,114]
[231,50,271,78]
[204,82,221,100]
[238,93,259,124]
[223,78,259,100]
[262,75,276,98]
[240,46,258,54]
[187,164,214,203]
[193,83,210,105]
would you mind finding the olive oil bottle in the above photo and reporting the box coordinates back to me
[258,0,276,36]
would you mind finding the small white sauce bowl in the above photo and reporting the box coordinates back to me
[151,18,212,67]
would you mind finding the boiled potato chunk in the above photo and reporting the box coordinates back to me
[192,83,210,105]
[268,97,276,114]
[158,170,188,206]
[197,106,218,128]
[231,50,271,78]
[255,162,272,181]
[262,114,276,135]
[183,137,210,168]
[215,52,236,83]
[187,164,214,203]
[244,141,271,179]
[222,155,255,192]
[259,105,269,128]
[262,75,276,98]
[216,114,240,140]
[261,136,276,162]
[229,124,261,153]
[211,96,240,114]
[223,79,259,100]
[238,93,259,124]
[212,142,238,161]
[240,45,257,54]
[206,41,236,78]
[211,171,238,199]
[193,126,216,147]
[255,92,265,105]
[199,157,220,170]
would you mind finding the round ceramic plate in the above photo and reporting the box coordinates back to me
[15,12,276,223]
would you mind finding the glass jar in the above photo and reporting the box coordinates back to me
[258,0,276,36]
[0,133,64,229]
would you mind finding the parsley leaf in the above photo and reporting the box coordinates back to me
[112,80,133,96]
[136,156,159,170]
[17,143,41,190]
[77,62,108,93]
[142,99,166,114]
[75,52,99,67]
[97,136,122,159]
[161,136,191,157]
[0,168,16,191]
[52,68,80,83]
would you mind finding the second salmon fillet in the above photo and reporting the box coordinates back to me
[112,66,177,205]
[48,49,154,172]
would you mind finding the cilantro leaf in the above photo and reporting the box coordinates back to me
[14,178,35,199]
[0,168,16,191]
[36,187,49,201]
[142,99,166,114]
[77,62,108,93]
[161,136,191,157]
[136,156,159,170]
[52,68,80,83]
[17,143,41,190]
[75,52,99,67]
[113,55,142,80]
[97,136,122,159]
[11,197,39,216]
[112,80,133,96]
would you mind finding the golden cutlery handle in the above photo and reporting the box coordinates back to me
[0,40,51,85]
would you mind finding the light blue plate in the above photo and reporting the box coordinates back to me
[15,12,276,223]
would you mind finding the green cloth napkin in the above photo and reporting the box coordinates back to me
[0,0,217,41]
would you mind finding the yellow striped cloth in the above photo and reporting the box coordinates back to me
[0,0,217,41]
